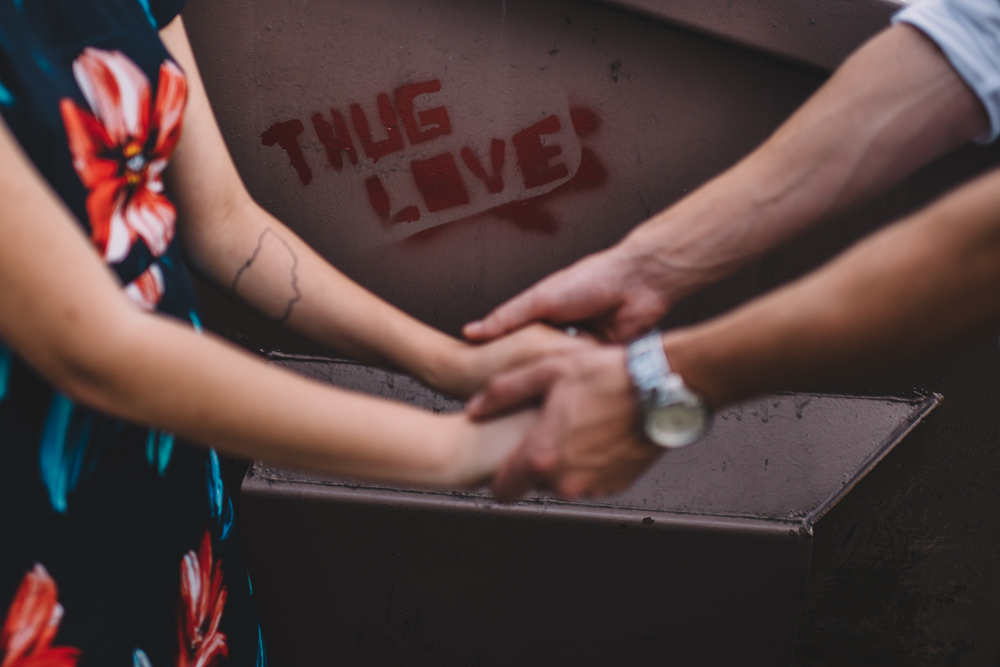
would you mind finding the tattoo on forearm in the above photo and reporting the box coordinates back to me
[230,229,301,323]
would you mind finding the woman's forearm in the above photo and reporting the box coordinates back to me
[187,199,463,381]
[160,19,469,387]
[45,298,476,485]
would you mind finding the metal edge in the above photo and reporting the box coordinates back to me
[243,471,808,536]
[248,390,941,532]
[592,0,905,71]
[804,392,942,528]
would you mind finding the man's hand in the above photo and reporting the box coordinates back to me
[466,345,663,502]
[463,246,670,344]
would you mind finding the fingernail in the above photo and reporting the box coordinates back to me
[465,394,483,414]
[463,321,482,337]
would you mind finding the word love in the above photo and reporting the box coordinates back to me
[260,78,589,232]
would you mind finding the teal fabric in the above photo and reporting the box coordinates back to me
[0,1,266,664]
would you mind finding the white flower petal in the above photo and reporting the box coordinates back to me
[104,196,133,263]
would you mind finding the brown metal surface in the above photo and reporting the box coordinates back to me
[182,0,1000,664]
[601,0,904,70]
[242,480,811,666]
[237,358,937,665]
[261,357,939,529]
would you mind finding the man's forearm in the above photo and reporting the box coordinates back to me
[621,23,988,307]
[662,165,1000,409]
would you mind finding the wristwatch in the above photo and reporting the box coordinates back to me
[626,329,711,448]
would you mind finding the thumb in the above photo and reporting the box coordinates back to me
[464,290,548,341]
[466,358,561,419]
[491,407,562,503]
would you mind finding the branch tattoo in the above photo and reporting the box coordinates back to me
[231,229,301,323]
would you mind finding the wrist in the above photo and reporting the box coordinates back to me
[620,179,769,304]
[436,414,483,487]
[412,333,470,396]
[617,222,696,312]
[626,329,712,448]
[659,325,742,411]
[447,410,533,488]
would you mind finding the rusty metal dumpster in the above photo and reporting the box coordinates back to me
[182,0,1000,664]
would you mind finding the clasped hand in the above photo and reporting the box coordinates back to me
[458,246,670,503]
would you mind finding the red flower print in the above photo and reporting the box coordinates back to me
[177,531,228,667]
[60,48,187,264]
[124,264,165,311]
[0,565,80,667]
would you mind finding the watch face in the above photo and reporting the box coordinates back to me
[648,404,707,448]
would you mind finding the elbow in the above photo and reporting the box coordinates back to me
[48,353,129,416]
[32,306,152,420]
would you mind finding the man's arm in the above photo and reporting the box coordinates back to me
[664,163,1000,409]
[465,23,989,343]
[472,162,1000,499]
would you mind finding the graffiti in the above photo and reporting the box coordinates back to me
[260,80,451,183]
[409,107,606,241]
[261,78,605,238]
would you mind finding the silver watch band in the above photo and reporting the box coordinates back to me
[626,328,711,448]
[626,328,672,400]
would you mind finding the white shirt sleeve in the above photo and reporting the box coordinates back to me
[893,0,1000,144]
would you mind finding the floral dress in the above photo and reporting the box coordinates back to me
[0,1,266,665]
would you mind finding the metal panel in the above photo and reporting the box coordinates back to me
[261,356,939,527]
[182,1,1000,663]
[238,358,936,665]
[243,481,810,666]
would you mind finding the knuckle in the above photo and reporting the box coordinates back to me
[557,478,587,499]
[526,451,557,476]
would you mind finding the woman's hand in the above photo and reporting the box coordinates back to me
[424,323,596,398]
[442,408,539,489]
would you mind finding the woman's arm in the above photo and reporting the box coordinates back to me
[159,18,585,397]
[0,114,530,487]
